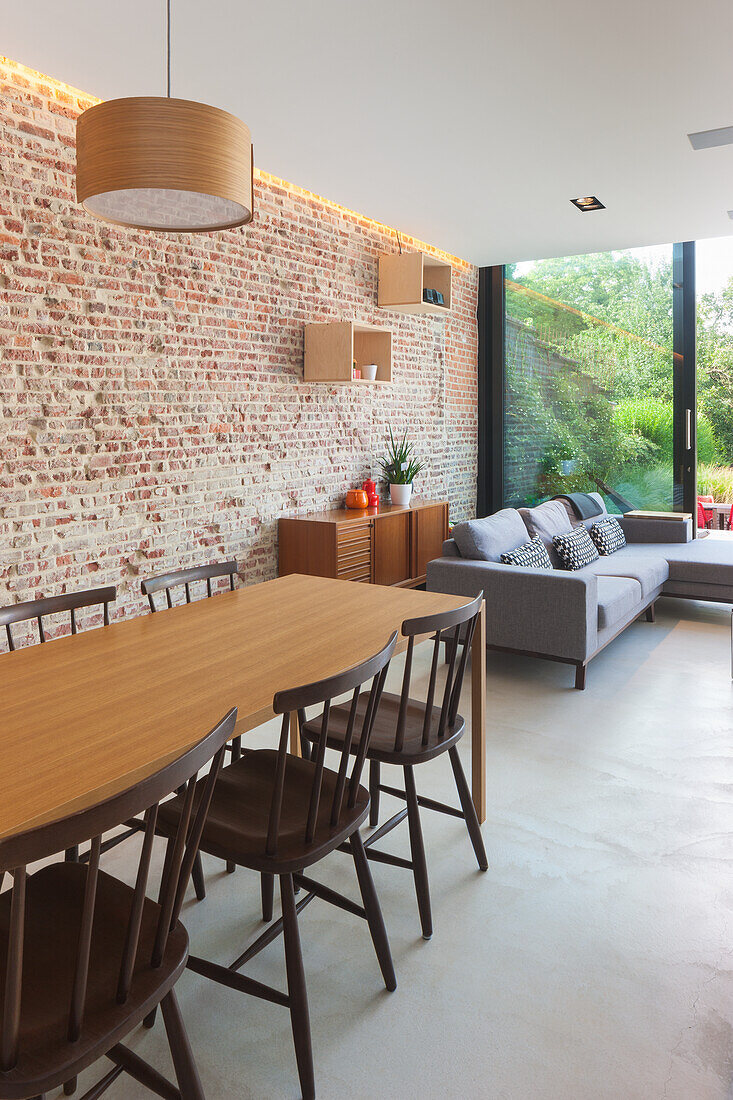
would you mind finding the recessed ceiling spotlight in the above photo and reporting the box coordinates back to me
[688,125,733,150]
[570,196,605,212]
[728,210,733,220]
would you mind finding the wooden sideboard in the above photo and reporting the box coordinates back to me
[278,498,449,588]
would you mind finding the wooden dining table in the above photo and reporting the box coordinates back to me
[0,574,487,843]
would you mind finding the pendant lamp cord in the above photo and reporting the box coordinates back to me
[166,0,171,97]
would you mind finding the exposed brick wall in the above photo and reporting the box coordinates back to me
[0,59,478,622]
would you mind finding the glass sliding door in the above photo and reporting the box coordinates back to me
[503,246,677,513]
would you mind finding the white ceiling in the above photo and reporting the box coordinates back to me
[4,0,733,265]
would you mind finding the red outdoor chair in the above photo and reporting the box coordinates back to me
[698,496,714,528]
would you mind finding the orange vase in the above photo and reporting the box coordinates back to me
[345,489,369,509]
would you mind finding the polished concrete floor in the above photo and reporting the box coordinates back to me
[69,596,733,1099]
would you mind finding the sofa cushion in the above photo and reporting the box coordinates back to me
[519,499,573,567]
[500,535,554,570]
[553,527,600,570]
[619,515,692,544]
[664,537,733,586]
[581,545,669,599]
[596,576,643,630]
[451,509,527,562]
[590,517,626,555]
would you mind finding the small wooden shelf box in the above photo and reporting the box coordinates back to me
[378,251,452,315]
[304,321,392,384]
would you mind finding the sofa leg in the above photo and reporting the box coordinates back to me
[645,602,656,623]
[574,664,587,690]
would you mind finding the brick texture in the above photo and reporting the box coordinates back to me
[0,58,478,624]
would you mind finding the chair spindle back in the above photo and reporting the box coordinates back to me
[0,707,237,1073]
[267,632,398,855]
[395,593,483,752]
[141,560,238,612]
[0,587,116,652]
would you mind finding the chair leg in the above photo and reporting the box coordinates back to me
[65,847,79,862]
[261,872,274,921]
[351,829,397,991]
[369,759,381,827]
[63,1078,76,1095]
[645,601,656,623]
[191,852,206,901]
[403,765,433,940]
[280,873,315,1100]
[574,663,587,690]
[448,745,488,871]
[161,989,205,1100]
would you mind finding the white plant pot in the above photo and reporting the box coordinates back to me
[390,483,413,506]
[362,363,378,381]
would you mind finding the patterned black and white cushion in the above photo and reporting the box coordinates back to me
[500,535,554,569]
[552,526,599,570]
[589,516,626,556]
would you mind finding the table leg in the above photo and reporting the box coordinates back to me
[471,599,486,823]
[289,711,301,756]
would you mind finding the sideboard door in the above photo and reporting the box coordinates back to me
[413,502,449,581]
[373,511,411,586]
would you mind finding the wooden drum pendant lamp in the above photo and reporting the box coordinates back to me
[76,1,253,232]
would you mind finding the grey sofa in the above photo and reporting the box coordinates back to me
[426,493,733,688]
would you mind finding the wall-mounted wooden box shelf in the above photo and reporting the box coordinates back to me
[378,251,452,315]
[304,321,392,383]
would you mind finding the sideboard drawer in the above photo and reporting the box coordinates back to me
[337,560,372,583]
[336,523,372,581]
[336,523,372,548]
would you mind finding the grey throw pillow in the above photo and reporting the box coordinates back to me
[451,509,528,562]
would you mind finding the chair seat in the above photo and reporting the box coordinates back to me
[157,749,370,874]
[0,862,187,1098]
[301,691,465,765]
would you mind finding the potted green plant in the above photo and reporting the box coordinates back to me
[379,426,425,507]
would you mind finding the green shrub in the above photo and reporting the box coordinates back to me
[612,398,719,464]
[697,464,733,505]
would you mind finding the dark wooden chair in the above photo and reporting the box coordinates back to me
[155,631,399,1100]
[0,706,237,1100]
[141,560,240,888]
[301,593,487,941]
[141,561,238,613]
[0,587,116,651]
[0,587,117,866]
